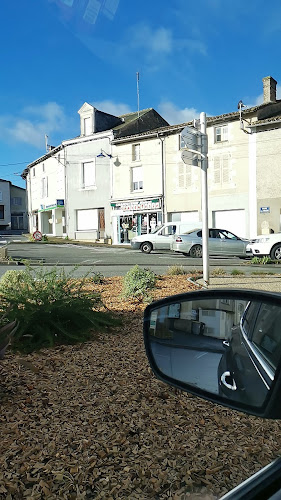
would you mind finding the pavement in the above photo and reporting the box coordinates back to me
[197,275,281,293]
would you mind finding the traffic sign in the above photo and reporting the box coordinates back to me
[180,126,200,150]
[181,149,199,167]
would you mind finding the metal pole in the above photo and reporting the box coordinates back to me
[200,112,209,286]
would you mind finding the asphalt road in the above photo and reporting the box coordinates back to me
[2,241,281,277]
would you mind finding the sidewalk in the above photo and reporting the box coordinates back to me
[197,275,281,293]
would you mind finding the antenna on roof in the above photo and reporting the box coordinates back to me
[136,72,140,119]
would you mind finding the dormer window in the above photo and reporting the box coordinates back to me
[84,117,92,136]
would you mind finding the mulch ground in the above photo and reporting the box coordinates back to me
[0,275,281,499]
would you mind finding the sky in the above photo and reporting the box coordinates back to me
[1,0,281,188]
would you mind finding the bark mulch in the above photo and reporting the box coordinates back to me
[0,275,280,499]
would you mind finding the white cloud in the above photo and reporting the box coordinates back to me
[92,100,132,116]
[131,25,173,54]
[158,101,200,125]
[0,102,68,148]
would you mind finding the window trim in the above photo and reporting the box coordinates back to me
[131,165,143,192]
[81,159,96,190]
[214,125,228,143]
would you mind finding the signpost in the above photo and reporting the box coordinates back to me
[180,114,209,285]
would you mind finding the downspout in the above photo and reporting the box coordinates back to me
[158,133,166,223]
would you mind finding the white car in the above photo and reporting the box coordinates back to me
[246,233,281,260]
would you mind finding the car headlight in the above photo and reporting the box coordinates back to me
[256,237,270,243]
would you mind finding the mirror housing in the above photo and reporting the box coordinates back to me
[143,289,281,418]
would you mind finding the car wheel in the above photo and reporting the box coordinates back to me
[190,244,202,258]
[141,242,153,254]
[270,244,281,260]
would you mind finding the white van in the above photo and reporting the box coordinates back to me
[130,221,202,253]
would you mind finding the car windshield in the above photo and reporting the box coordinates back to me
[2,1,281,498]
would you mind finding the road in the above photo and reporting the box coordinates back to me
[1,241,281,277]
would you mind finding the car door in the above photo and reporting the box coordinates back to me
[218,301,275,407]
[154,225,177,249]
[218,229,246,256]
[208,229,224,255]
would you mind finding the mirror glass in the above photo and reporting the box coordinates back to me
[147,297,281,408]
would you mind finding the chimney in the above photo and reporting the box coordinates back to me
[262,76,277,103]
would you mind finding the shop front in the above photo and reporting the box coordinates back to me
[111,198,163,244]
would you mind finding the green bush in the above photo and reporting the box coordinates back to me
[123,265,156,301]
[167,265,187,276]
[230,269,245,276]
[251,256,273,265]
[0,265,120,353]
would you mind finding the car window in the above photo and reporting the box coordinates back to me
[251,303,281,370]
[159,225,176,236]
[197,230,202,237]
[209,229,221,238]
[242,301,261,337]
[220,230,238,240]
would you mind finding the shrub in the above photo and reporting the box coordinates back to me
[211,267,226,276]
[251,256,273,265]
[230,269,245,276]
[123,265,156,301]
[87,271,105,284]
[167,265,187,276]
[0,316,18,359]
[0,265,120,353]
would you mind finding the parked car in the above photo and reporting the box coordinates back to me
[130,221,201,253]
[171,228,249,258]
[143,289,281,499]
[246,233,281,260]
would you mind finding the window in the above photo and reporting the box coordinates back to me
[41,177,48,198]
[0,205,4,219]
[215,125,228,142]
[84,117,92,136]
[11,197,22,206]
[42,163,45,173]
[77,208,98,231]
[132,143,140,161]
[177,163,192,189]
[82,160,96,188]
[213,154,231,185]
[132,166,143,191]
[33,168,36,177]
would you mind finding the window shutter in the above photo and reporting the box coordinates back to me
[214,158,221,184]
[83,161,95,187]
[178,164,185,188]
[222,155,230,183]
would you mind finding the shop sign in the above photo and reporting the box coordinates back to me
[111,198,161,212]
[260,206,270,213]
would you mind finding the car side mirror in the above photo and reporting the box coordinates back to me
[143,289,281,418]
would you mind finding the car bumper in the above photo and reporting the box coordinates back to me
[249,243,272,256]
[130,241,141,250]
[170,242,192,253]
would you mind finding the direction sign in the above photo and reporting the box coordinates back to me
[181,149,199,166]
[180,126,200,150]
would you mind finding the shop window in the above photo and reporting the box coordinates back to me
[0,205,4,219]
[215,125,228,143]
[131,166,143,191]
[132,143,140,161]
[82,160,96,188]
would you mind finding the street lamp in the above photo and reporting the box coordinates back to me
[97,149,112,158]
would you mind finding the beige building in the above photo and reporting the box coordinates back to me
[111,76,281,242]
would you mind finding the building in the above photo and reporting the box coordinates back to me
[22,104,168,239]
[111,75,281,242]
[0,180,27,233]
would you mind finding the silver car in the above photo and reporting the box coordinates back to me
[171,228,249,258]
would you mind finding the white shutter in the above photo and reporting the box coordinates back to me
[214,158,221,184]
[178,164,185,188]
[222,155,230,184]
[77,209,98,230]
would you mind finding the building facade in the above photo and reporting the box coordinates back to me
[0,180,27,232]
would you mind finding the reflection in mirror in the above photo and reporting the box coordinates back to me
[148,297,281,409]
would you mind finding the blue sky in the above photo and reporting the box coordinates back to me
[1,0,281,188]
